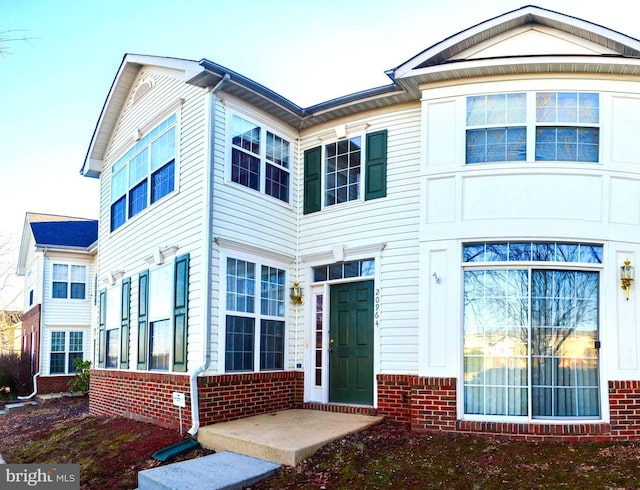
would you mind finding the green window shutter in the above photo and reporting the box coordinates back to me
[365,129,388,200]
[137,270,149,370]
[173,254,190,372]
[98,289,106,368]
[120,277,131,369]
[303,146,322,214]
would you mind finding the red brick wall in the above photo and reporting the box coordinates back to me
[609,380,640,439]
[38,375,72,394]
[89,370,304,429]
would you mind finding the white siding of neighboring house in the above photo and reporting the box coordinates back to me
[419,77,640,384]
[97,66,208,372]
[209,94,298,374]
[21,234,41,311]
[298,103,422,375]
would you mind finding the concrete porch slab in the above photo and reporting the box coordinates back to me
[197,409,383,466]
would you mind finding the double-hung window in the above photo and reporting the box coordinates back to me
[110,115,177,231]
[465,92,599,164]
[225,257,285,372]
[148,264,172,371]
[52,264,86,299]
[49,331,83,375]
[463,242,602,420]
[230,115,291,203]
[105,286,120,369]
[303,129,388,214]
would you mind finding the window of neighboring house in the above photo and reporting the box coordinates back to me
[52,264,87,299]
[463,242,603,420]
[303,130,387,214]
[105,286,120,369]
[230,114,291,203]
[465,92,599,164]
[49,331,84,375]
[225,258,285,372]
[26,270,33,306]
[110,115,177,231]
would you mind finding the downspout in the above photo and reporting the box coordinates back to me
[187,73,230,436]
[18,247,46,400]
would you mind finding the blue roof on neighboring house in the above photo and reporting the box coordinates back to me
[30,220,98,248]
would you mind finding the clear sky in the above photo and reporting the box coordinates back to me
[0,0,638,306]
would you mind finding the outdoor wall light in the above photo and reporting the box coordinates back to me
[290,282,304,305]
[620,258,635,301]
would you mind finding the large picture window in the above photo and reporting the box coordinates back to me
[230,115,291,203]
[463,242,602,420]
[466,92,599,164]
[225,257,285,372]
[110,115,177,231]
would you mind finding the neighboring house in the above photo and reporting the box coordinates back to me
[80,5,640,440]
[16,213,97,395]
[0,311,23,355]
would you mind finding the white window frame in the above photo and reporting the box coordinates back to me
[49,330,84,375]
[220,252,288,373]
[104,285,120,369]
[227,112,292,204]
[464,91,600,165]
[51,263,87,300]
[148,263,173,371]
[110,114,178,232]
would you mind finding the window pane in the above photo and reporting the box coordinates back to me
[70,283,85,299]
[50,353,65,374]
[265,163,289,203]
[106,329,119,369]
[128,149,148,186]
[231,116,260,154]
[69,332,83,352]
[111,167,127,202]
[466,127,525,164]
[151,127,175,171]
[149,319,170,370]
[227,258,255,313]
[261,266,285,317]
[53,264,68,282]
[128,180,148,218]
[70,265,85,282]
[149,264,172,321]
[260,320,284,371]
[266,131,289,168]
[225,316,254,372]
[68,352,83,373]
[52,282,67,299]
[51,332,66,352]
[111,196,126,231]
[151,161,175,203]
[231,148,260,190]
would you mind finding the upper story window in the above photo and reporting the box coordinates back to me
[52,264,86,300]
[303,130,388,214]
[465,92,599,164]
[230,115,291,203]
[110,115,177,231]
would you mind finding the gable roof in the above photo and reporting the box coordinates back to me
[81,5,640,178]
[17,213,98,274]
[389,5,640,93]
[30,220,98,249]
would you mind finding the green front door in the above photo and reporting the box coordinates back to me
[329,281,374,405]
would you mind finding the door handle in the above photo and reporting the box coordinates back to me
[329,338,334,352]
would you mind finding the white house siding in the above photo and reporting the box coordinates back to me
[419,77,640,387]
[299,104,422,375]
[209,95,298,374]
[96,66,208,372]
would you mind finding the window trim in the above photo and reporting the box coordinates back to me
[226,112,293,205]
[220,252,288,373]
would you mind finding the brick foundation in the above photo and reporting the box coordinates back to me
[378,374,640,441]
[38,375,73,394]
[89,369,304,429]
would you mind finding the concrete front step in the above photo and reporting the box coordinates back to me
[198,409,384,466]
[137,451,279,490]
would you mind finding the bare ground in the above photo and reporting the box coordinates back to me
[3,398,640,489]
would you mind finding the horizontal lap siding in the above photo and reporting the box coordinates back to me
[98,68,207,372]
[299,104,421,373]
[210,98,298,373]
